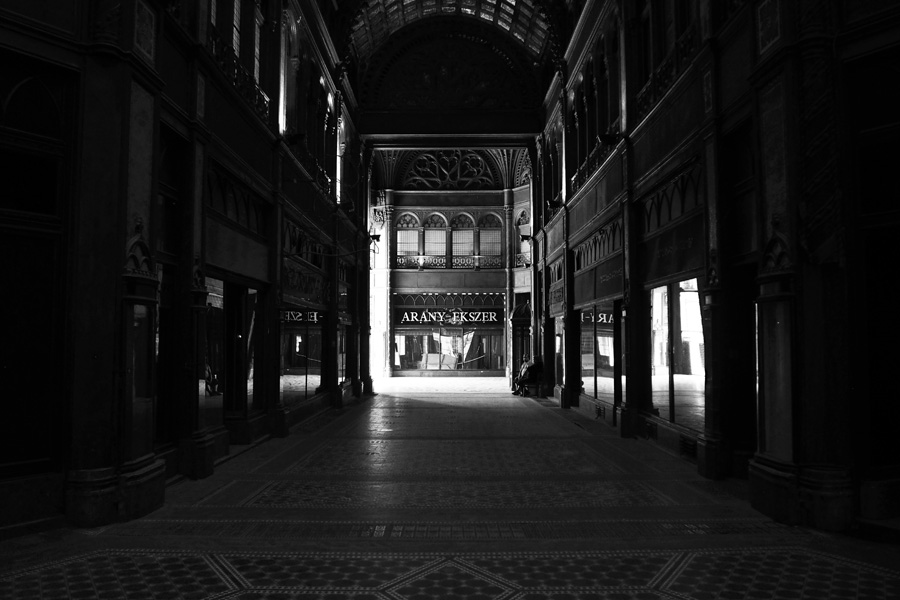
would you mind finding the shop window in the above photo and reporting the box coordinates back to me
[582,306,617,405]
[595,307,615,406]
[338,325,347,383]
[393,331,503,371]
[648,278,705,431]
[555,318,565,386]
[280,311,323,405]
[203,279,226,430]
[580,309,594,395]
[245,288,257,407]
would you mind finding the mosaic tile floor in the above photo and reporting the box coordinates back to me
[1,377,899,599]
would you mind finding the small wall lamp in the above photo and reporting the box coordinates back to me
[369,233,381,243]
[520,234,532,242]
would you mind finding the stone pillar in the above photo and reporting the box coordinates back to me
[697,127,729,478]
[382,196,395,377]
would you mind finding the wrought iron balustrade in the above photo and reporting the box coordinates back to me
[634,24,699,123]
[207,27,270,122]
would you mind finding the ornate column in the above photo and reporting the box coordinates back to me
[382,195,395,377]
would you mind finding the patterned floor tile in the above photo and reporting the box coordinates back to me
[385,558,515,599]
[660,548,900,600]
[284,439,622,476]
[3,382,899,600]
[219,554,439,589]
[0,551,233,600]
[106,517,805,541]
[241,480,675,509]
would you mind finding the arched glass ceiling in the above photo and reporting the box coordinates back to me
[351,0,550,63]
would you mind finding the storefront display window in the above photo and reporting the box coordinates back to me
[393,331,502,370]
[338,325,347,383]
[555,317,565,387]
[594,306,615,406]
[648,278,705,430]
[202,278,226,430]
[580,309,594,396]
[581,306,617,405]
[280,310,323,405]
[245,288,257,406]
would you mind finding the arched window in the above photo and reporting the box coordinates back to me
[451,213,475,267]
[423,213,447,267]
[478,214,502,267]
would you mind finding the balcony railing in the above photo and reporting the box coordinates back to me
[208,27,270,122]
[634,24,699,123]
[396,255,504,269]
[571,125,618,194]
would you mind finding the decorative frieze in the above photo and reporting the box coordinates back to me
[403,150,497,190]
[574,219,623,272]
[640,161,704,236]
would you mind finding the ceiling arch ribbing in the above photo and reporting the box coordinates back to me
[336,0,567,70]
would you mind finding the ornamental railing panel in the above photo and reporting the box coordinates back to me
[208,27,270,122]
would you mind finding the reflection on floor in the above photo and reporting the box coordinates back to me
[1,377,898,599]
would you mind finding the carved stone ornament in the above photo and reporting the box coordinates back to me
[123,217,159,301]
[91,0,122,44]
[134,0,157,62]
[124,217,155,277]
[403,150,497,190]
[761,216,793,274]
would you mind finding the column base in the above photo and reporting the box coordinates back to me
[65,456,166,528]
[178,431,218,479]
[267,406,290,438]
[749,455,854,531]
[225,412,269,445]
[697,434,731,479]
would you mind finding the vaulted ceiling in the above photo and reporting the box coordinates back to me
[332,0,570,141]
[347,0,557,67]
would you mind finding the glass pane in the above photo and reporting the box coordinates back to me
[305,328,323,393]
[555,317,564,386]
[281,327,308,407]
[453,229,474,256]
[395,334,424,369]
[595,306,614,406]
[396,229,418,255]
[128,303,154,459]
[338,326,347,382]
[580,310,594,397]
[480,229,501,255]
[649,285,669,420]
[246,288,257,406]
[673,278,705,431]
[424,229,445,255]
[202,278,225,430]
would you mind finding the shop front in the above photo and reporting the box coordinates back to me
[391,294,505,376]
[280,309,324,407]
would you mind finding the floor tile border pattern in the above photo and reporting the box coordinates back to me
[281,438,626,476]
[2,547,898,600]
[104,518,809,540]
[236,479,679,508]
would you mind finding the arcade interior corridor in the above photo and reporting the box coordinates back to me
[1,379,898,599]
